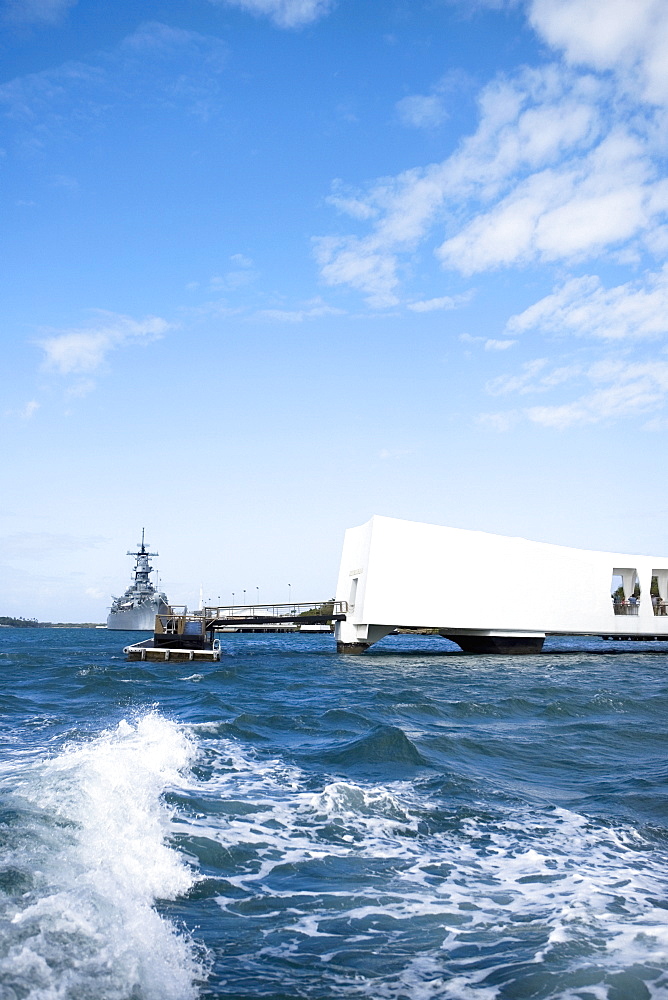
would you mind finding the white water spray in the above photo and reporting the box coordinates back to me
[0,713,203,1000]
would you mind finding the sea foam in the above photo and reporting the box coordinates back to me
[175,732,668,997]
[0,713,202,1000]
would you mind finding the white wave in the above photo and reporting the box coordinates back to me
[0,713,203,1000]
[311,780,416,826]
[177,732,668,997]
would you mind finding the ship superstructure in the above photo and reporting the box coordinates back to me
[107,530,169,630]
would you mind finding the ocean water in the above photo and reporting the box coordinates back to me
[1,630,667,1000]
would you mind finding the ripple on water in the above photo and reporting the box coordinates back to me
[169,730,668,999]
[1,630,667,999]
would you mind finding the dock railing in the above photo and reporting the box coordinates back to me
[155,606,191,635]
[153,606,211,649]
[613,603,640,616]
[202,601,348,627]
[154,601,348,637]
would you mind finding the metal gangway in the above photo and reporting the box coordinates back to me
[155,601,348,640]
[202,601,348,629]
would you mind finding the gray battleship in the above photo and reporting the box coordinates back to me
[107,531,169,630]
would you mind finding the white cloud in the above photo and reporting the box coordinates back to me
[51,173,78,191]
[529,0,668,105]
[485,338,517,351]
[229,253,253,268]
[476,411,520,432]
[39,312,170,375]
[65,378,96,398]
[327,181,378,220]
[307,0,668,438]
[317,4,668,301]
[408,295,461,312]
[486,358,550,395]
[527,361,668,427]
[482,355,668,429]
[209,268,255,292]
[316,64,624,297]
[525,400,587,428]
[643,415,668,431]
[255,300,344,322]
[117,22,230,91]
[209,0,334,28]
[188,255,256,295]
[396,94,447,129]
[313,235,399,308]
[458,333,516,350]
[21,400,40,419]
[3,0,76,25]
[0,20,230,144]
[445,0,520,8]
[2,532,105,558]
[437,127,662,273]
[507,267,668,341]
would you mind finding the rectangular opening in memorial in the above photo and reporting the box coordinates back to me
[611,568,640,615]
[349,577,358,612]
[651,570,668,615]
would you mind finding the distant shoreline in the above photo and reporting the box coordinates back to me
[0,618,103,629]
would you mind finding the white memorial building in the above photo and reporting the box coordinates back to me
[334,515,668,654]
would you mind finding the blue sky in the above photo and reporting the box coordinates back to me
[2,0,668,621]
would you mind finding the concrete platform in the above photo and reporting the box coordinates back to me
[334,515,668,653]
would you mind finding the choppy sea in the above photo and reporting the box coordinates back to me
[1,629,667,1000]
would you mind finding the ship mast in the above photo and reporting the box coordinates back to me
[127,527,159,593]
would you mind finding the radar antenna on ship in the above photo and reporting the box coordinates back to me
[127,527,159,560]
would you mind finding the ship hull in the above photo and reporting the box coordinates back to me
[106,598,168,631]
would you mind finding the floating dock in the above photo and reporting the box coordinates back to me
[123,602,346,660]
[123,638,222,661]
[124,606,220,660]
